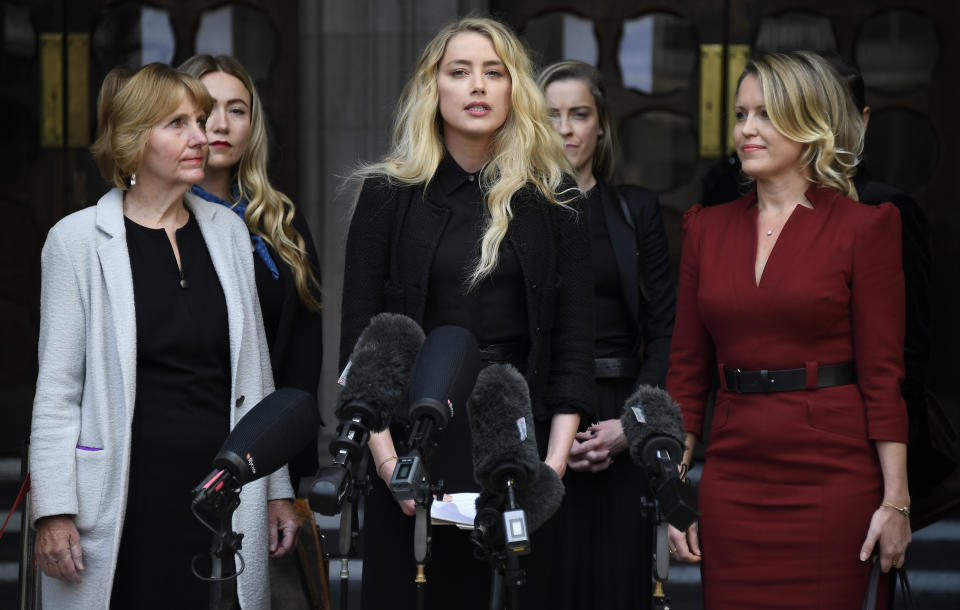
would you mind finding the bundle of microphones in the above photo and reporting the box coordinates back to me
[310,313,697,546]
[187,311,697,576]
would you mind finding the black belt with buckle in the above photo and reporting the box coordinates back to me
[595,357,641,379]
[723,362,856,393]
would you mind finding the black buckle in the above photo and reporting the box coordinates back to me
[731,368,741,393]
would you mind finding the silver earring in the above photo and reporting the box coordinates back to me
[130,172,137,186]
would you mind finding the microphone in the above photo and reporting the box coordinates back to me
[335,313,426,429]
[389,325,480,501]
[620,385,698,530]
[467,364,540,491]
[310,313,425,515]
[194,388,320,513]
[467,365,564,557]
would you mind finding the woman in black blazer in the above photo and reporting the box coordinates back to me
[539,60,676,610]
[179,55,323,492]
[341,17,594,610]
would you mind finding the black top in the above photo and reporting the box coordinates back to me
[422,155,529,354]
[586,185,635,357]
[113,211,231,607]
[252,210,324,398]
[124,212,230,457]
[250,210,324,483]
[595,180,675,388]
[341,168,594,422]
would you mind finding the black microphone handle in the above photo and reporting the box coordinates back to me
[215,388,320,485]
[406,325,480,429]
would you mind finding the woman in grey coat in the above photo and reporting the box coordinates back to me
[29,63,297,609]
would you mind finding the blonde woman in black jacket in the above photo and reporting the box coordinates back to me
[341,17,594,610]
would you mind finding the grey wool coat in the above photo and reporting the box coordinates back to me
[28,188,293,609]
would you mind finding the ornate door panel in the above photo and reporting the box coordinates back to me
[1,0,298,455]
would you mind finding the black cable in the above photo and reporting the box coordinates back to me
[188,500,246,581]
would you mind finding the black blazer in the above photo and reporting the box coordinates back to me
[853,169,930,381]
[340,175,595,422]
[597,180,676,389]
[253,209,323,480]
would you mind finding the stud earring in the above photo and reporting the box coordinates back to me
[130,172,137,186]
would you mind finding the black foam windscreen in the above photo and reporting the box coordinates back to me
[214,388,320,485]
[515,462,565,533]
[406,325,480,428]
[620,385,685,466]
[467,364,540,490]
[336,313,425,430]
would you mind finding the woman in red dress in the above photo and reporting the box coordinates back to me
[666,51,912,608]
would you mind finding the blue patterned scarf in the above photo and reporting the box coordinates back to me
[191,184,280,279]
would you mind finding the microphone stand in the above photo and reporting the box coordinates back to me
[208,515,243,610]
[397,417,444,610]
[471,467,529,610]
[641,494,671,610]
[498,477,525,610]
[335,459,369,610]
[192,469,245,610]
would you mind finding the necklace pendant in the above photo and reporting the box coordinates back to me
[766,229,773,236]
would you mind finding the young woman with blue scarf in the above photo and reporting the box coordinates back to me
[179,55,324,495]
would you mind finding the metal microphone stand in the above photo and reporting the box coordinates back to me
[496,478,526,610]
[471,470,529,610]
[192,469,245,610]
[208,515,243,610]
[391,415,445,610]
[641,495,672,610]
[336,470,368,610]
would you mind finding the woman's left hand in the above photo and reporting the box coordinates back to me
[567,419,628,473]
[267,499,301,558]
[859,503,912,572]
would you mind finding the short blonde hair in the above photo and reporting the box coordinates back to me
[739,51,863,198]
[537,60,616,184]
[358,16,575,287]
[91,63,213,191]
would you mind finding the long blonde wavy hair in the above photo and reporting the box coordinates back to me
[358,16,576,287]
[739,51,863,199]
[179,54,321,311]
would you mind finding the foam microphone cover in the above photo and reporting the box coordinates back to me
[405,325,480,428]
[519,462,565,532]
[336,313,425,430]
[215,388,320,485]
[620,385,685,466]
[467,364,540,490]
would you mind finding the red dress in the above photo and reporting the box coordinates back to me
[666,185,908,609]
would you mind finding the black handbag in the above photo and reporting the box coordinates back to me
[861,560,916,610]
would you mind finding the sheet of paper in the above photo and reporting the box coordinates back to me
[430,492,478,529]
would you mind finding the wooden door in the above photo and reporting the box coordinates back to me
[725,0,958,429]
[492,0,958,408]
[492,0,729,259]
[1,0,298,455]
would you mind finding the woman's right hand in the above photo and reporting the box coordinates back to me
[667,522,702,563]
[36,514,84,583]
[379,460,417,516]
